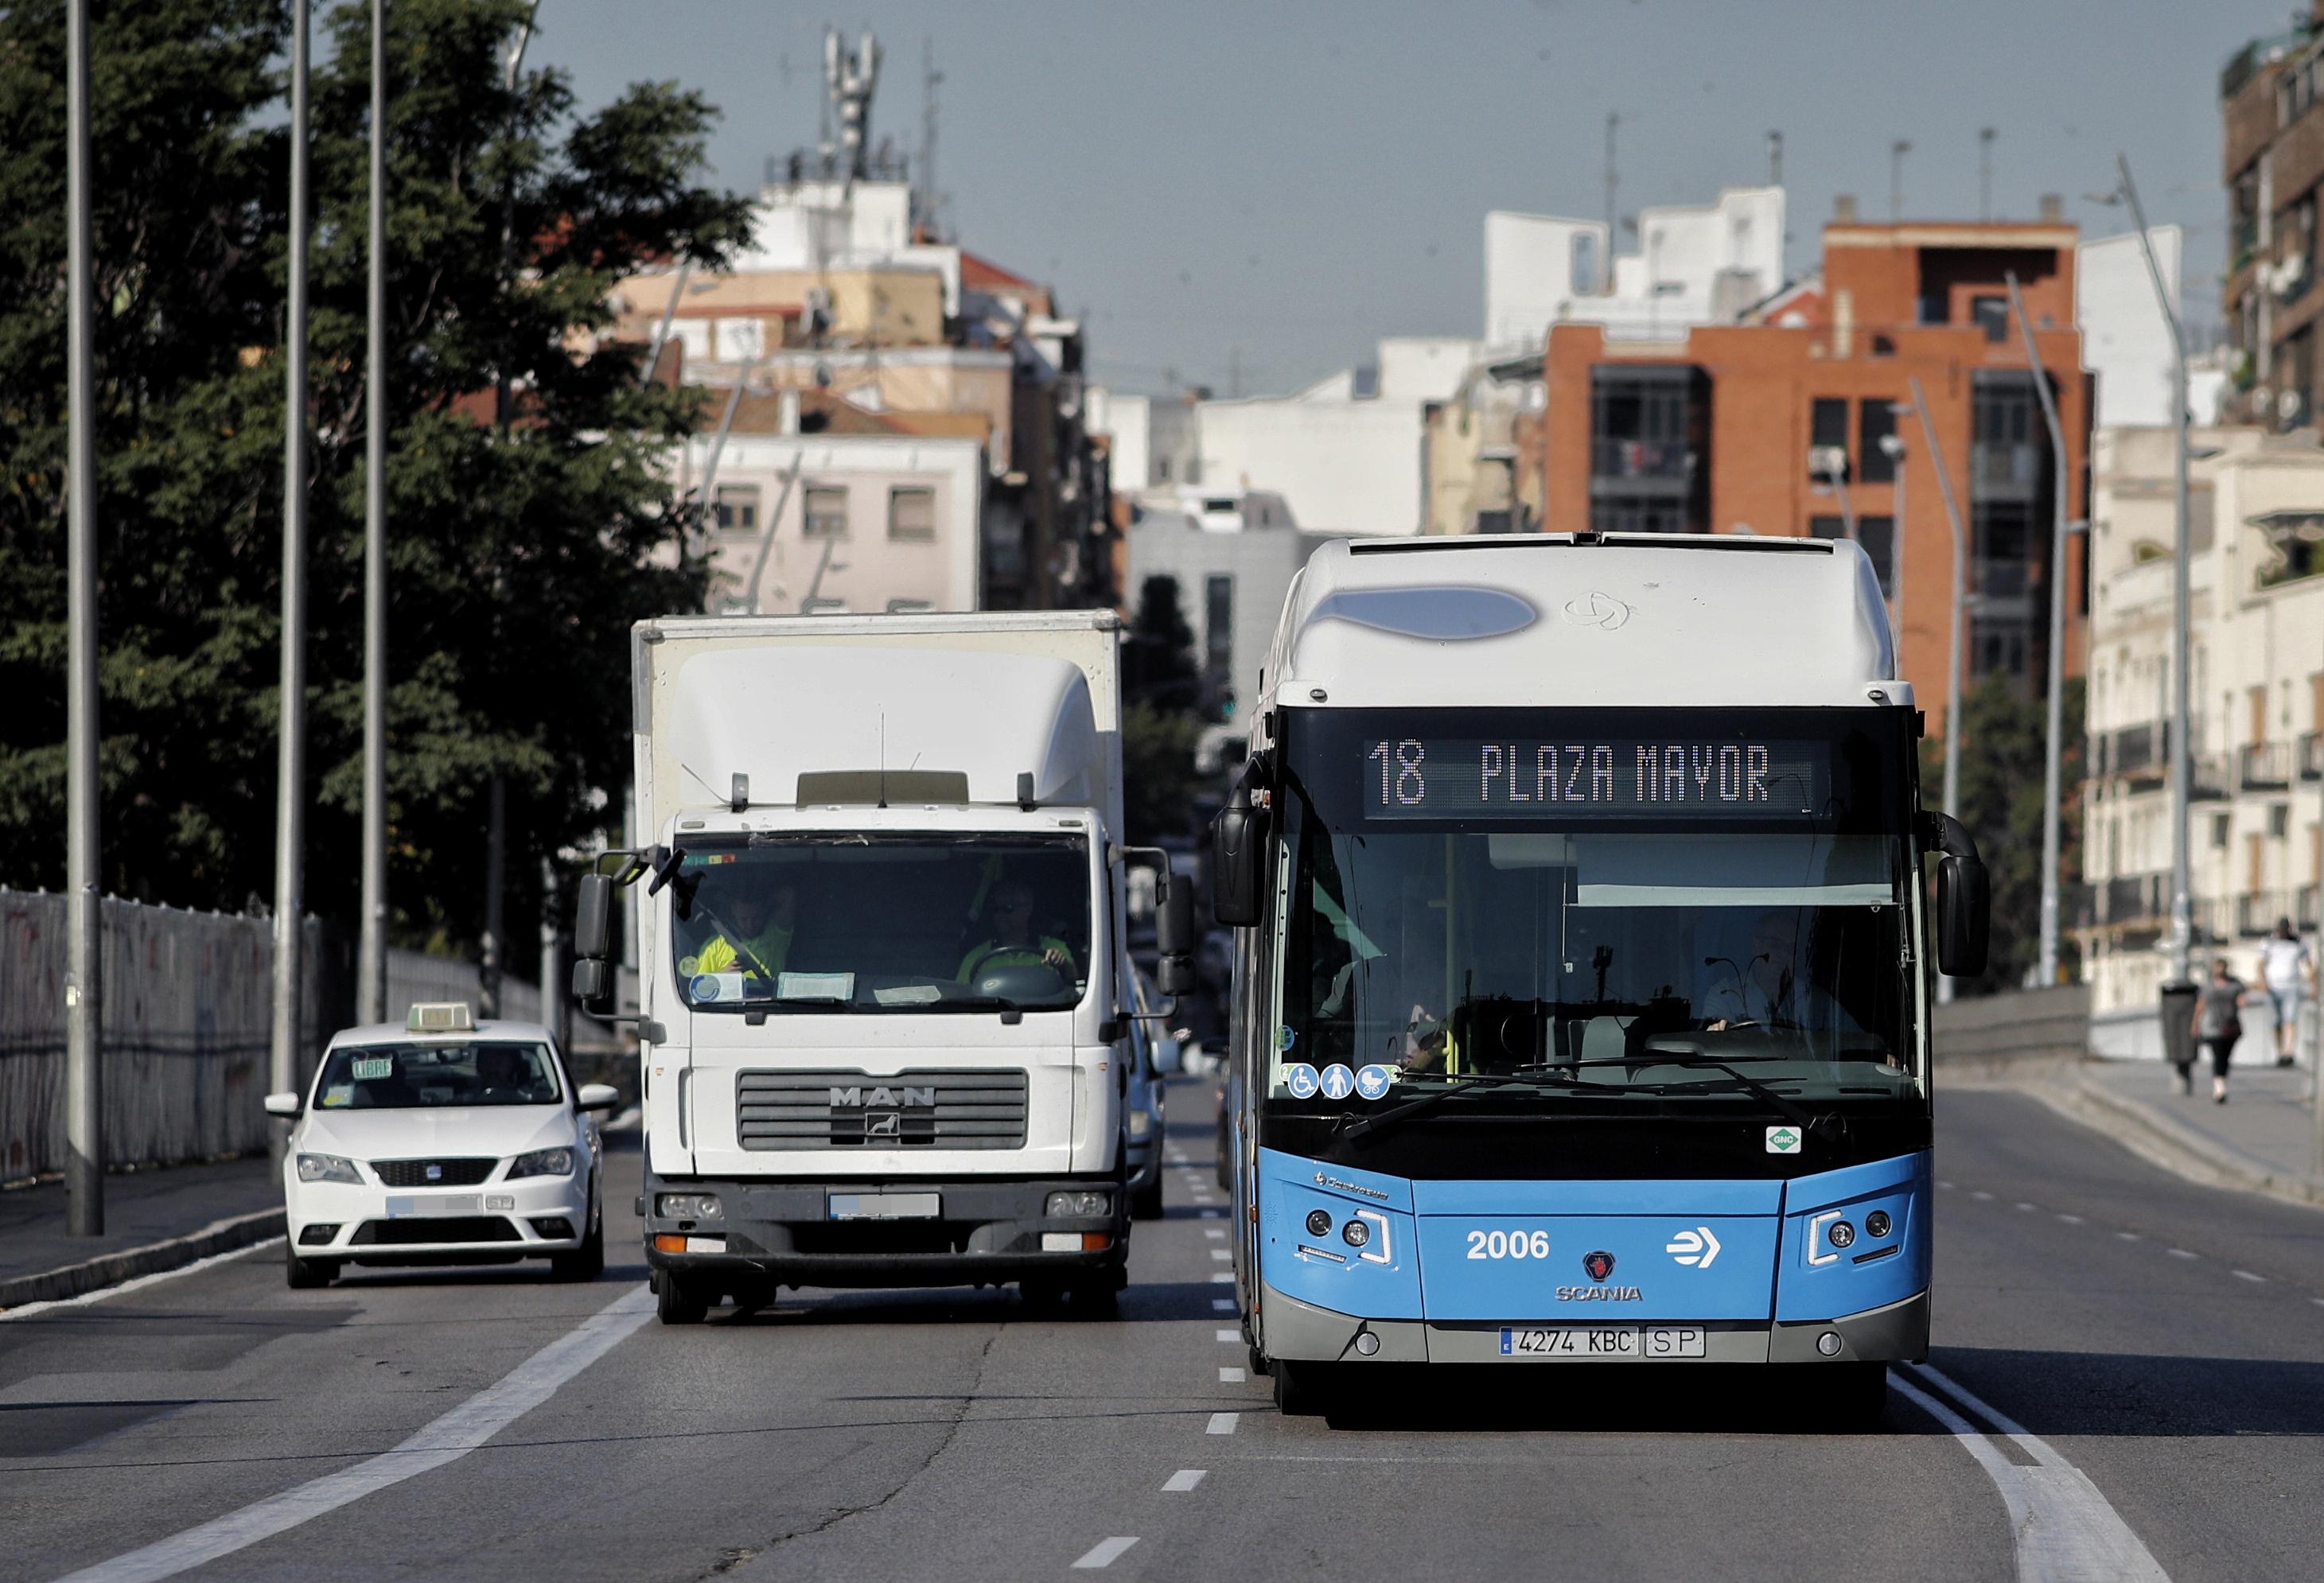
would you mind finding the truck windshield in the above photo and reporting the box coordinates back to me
[668,833,1091,1013]
[1275,707,1921,1110]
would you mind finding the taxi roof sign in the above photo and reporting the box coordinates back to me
[407,1002,474,1034]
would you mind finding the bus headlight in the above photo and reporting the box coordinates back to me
[1341,1218,1371,1250]
[1306,1209,1333,1237]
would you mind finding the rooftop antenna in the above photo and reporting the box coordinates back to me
[1979,126,1997,220]
[1890,138,1912,223]
[919,37,944,239]
[1603,111,1619,295]
[1766,129,1782,187]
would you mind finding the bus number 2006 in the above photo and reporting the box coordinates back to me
[1466,1229,1552,1260]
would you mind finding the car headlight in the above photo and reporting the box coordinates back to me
[295,1153,361,1184]
[506,1147,574,1180]
[1045,1189,1111,1217]
[656,1192,722,1220]
[1127,1108,1154,1139]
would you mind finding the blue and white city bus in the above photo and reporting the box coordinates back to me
[1212,532,1989,1425]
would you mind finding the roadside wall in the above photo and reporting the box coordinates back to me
[1933,983,2092,1079]
[0,889,538,1180]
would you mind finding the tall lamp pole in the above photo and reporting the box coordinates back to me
[357,0,390,1024]
[270,0,313,1145]
[64,0,104,1235]
[2006,271,2071,988]
[1909,375,1971,1004]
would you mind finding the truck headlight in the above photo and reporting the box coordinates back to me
[295,1153,360,1184]
[1127,1108,1154,1140]
[506,1147,574,1180]
[656,1192,722,1220]
[1045,1190,1111,1218]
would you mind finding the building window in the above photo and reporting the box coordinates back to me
[1809,399,1848,481]
[2212,812,2230,850]
[2271,803,2292,838]
[804,485,848,538]
[1809,515,1846,543]
[1972,295,2010,344]
[1859,515,1896,597]
[714,484,761,534]
[1972,616,2030,681]
[1158,456,1173,481]
[1858,401,1898,483]
[888,486,936,542]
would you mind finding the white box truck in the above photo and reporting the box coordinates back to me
[569,612,1194,1324]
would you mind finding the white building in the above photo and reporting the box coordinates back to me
[1087,388,1150,498]
[2079,425,2324,1054]
[1483,188,1786,354]
[1197,337,1474,537]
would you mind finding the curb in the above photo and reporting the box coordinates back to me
[0,1208,286,1311]
[2014,1074,2324,1214]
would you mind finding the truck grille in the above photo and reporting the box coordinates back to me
[736,1068,1030,1151]
[372,1157,496,1188]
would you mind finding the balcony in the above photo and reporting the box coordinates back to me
[1970,443,2044,503]
[2301,730,2324,780]
[2303,884,2320,931]
[2192,755,2233,800]
[2238,890,2300,937]
[2240,740,2293,791]
[2102,873,2162,927]
[1590,438,1695,492]
[2108,722,2165,780]
[1974,558,2031,601]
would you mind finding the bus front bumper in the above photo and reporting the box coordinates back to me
[1259,1280,1929,1365]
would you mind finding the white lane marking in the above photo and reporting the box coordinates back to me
[1162,1469,1206,1492]
[1213,1298,1236,1312]
[2166,1248,2197,1260]
[1200,1209,1224,1219]
[1220,1366,1246,1383]
[1209,1249,1232,1262]
[2311,1297,2324,1309]
[53,1285,656,1583]
[1216,1328,1240,1343]
[2015,1202,2038,1212]
[2055,1214,2084,1225]
[1209,1273,1234,1283]
[1204,1229,1226,1239]
[1972,1191,1995,1202]
[1206,1412,1239,1435]
[2116,1231,2141,1242]
[1895,1363,2166,1583]
[2233,1270,2267,1283]
[0,1236,282,1323]
[1072,1538,1139,1569]
[1937,1179,1955,1189]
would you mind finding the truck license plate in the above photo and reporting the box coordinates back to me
[1497,1325,1707,1359]
[827,1192,941,1220]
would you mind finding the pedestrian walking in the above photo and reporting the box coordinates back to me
[2256,916,2312,1068]
[2186,956,2247,1104]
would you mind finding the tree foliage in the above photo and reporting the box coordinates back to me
[0,0,750,958]
[1925,675,2085,994]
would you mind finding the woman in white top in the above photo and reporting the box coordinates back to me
[2256,917,2312,1069]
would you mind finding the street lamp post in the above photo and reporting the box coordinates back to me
[64,0,104,1235]
[1908,375,1971,1004]
[271,0,313,1154]
[357,0,389,1025]
[1880,426,1908,657]
[2005,271,2071,989]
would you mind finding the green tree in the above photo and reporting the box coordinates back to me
[0,1,751,962]
[1925,675,2085,994]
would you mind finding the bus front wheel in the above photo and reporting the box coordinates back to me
[1272,1359,1329,1417]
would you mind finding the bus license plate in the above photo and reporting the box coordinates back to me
[1497,1325,1707,1359]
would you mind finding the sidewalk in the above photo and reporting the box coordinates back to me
[2052,1058,2324,1212]
[0,1156,282,1311]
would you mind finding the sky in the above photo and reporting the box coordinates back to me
[526,0,2299,399]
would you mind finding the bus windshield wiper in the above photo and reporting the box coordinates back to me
[1562,1055,1816,1130]
[1341,1069,1598,1142]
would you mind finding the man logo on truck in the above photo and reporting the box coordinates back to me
[829,1087,938,1110]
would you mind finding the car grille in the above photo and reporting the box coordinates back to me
[372,1158,497,1188]
[736,1068,1029,1150]
[349,1216,521,1246]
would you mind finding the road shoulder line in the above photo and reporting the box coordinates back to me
[0,1208,285,1313]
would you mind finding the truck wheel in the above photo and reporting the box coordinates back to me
[1130,1173,1164,1220]
[1272,1359,1329,1418]
[551,1212,604,1282]
[1069,1281,1119,1316]
[656,1274,710,1325]
[284,1240,336,1289]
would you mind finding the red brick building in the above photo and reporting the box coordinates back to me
[1543,217,2092,741]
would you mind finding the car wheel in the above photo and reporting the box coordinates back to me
[551,1209,605,1282]
[285,1239,336,1289]
[655,1272,711,1325]
[1130,1172,1164,1220]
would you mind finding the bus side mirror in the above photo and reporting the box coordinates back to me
[1157,876,1198,994]
[1925,811,1990,978]
[1212,788,1266,928]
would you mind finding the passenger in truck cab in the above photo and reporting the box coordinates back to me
[957,879,1075,982]
[691,880,798,981]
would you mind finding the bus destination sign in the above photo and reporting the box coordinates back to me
[1361,737,1828,819]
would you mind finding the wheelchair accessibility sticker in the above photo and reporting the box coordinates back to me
[1283,1063,1321,1099]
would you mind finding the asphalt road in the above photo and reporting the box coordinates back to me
[3,1083,2320,1583]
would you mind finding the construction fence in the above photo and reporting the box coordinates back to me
[0,888,539,1180]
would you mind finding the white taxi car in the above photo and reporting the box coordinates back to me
[264,1003,618,1288]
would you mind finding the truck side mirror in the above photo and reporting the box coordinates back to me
[571,957,613,1015]
[574,872,615,961]
[1925,811,1990,978]
[1212,786,1266,928]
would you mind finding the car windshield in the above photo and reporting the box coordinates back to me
[314,1041,563,1110]
[669,833,1092,1013]
[1275,707,1922,1109]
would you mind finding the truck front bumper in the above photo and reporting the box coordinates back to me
[641,1172,1129,1290]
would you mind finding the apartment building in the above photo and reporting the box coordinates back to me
[2222,1,2324,429]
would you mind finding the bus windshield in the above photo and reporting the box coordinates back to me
[1275,708,1921,1108]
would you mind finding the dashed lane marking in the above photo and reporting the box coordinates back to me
[1894,1363,2166,1583]
[1213,1299,1236,1312]
[2116,1231,2140,1242]
[1206,1412,1239,1435]
[1937,1180,1955,1189]
[50,1285,656,1583]
[1209,1273,1234,1283]
[1216,1328,1240,1342]
[1220,1367,1246,1383]
[2055,1214,2084,1225]
[2015,1202,2038,1212]
[1072,1538,1140,1569]
[2233,1270,2267,1283]
[1210,1249,1232,1262]
[2167,1248,2197,1259]
[1204,1229,1226,1239]
[1972,1191,1995,1201]
[1163,1470,1206,1492]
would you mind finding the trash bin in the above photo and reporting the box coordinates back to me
[2159,981,2199,1069]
